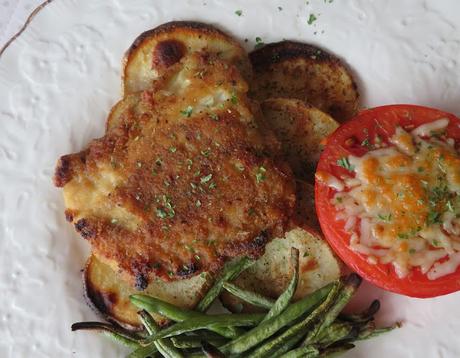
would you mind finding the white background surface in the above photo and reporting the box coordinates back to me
[0,0,43,48]
[0,0,460,357]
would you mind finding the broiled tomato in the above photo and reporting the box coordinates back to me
[315,104,460,298]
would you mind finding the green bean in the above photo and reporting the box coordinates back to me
[130,295,240,338]
[201,341,226,357]
[339,299,380,323]
[271,333,306,358]
[314,321,355,346]
[319,343,355,357]
[143,313,263,343]
[128,344,158,358]
[250,281,341,358]
[222,282,275,309]
[170,336,227,349]
[280,345,319,358]
[305,274,362,345]
[263,248,299,322]
[196,256,255,312]
[71,321,141,348]
[138,310,183,358]
[357,321,401,341]
[219,281,336,355]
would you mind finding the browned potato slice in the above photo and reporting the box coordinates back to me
[250,41,360,122]
[123,21,252,95]
[84,255,213,329]
[261,98,339,181]
[220,227,342,313]
[292,180,319,231]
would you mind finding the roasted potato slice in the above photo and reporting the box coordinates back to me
[250,41,360,122]
[84,255,213,329]
[261,98,339,181]
[220,227,342,313]
[123,21,252,95]
[293,180,319,231]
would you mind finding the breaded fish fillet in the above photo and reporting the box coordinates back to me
[54,52,295,287]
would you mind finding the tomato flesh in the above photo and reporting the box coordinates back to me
[315,104,460,298]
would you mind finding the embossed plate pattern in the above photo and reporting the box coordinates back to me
[0,0,459,357]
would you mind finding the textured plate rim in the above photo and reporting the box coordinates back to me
[0,0,55,57]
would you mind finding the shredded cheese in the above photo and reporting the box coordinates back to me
[329,119,460,279]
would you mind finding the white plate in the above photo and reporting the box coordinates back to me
[0,0,459,357]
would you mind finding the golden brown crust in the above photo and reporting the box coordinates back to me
[125,21,240,58]
[56,52,295,285]
[249,41,360,122]
[122,21,252,95]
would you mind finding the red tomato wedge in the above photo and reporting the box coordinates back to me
[315,104,460,298]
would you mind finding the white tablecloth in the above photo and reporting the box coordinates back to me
[0,0,44,48]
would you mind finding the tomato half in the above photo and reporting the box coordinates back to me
[315,104,460,298]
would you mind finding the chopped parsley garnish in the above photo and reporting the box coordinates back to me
[336,197,343,203]
[201,149,211,157]
[248,208,256,216]
[194,255,201,261]
[180,106,193,117]
[426,210,441,225]
[195,200,202,207]
[111,218,118,224]
[397,232,409,240]
[432,239,440,247]
[156,208,168,219]
[336,157,354,171]
[186,158,193,170]
[209,182,217,189]
[136,161,142,168]
[303,251,309,257]
[447,200,455,212]
[230,92,238,105]
[307,14,317,25]
[254,37,264,49]
[361,138,371,148]
[169,146,177,153]
[209,113,219,121]
[200,173,213,184]
[417,166,425,173]
[409,248,416,254]
[256,166,267,183]
[235,162,245,171]
[377,213,392,222]
[235,9,243,16]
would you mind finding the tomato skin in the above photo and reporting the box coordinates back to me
[315,104,460,298]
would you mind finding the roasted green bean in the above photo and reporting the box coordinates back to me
[314,321,355,346]
[143,313,263,343]
[201,341,226,357]
[339,299,380,323]
[71,321,141,348]
[219,281,336,355]
[280,345,319,358]
[250,281,341,358]
[131,295,240,339]
[263,248,299,322]
[222,282,275,309]
[138,310,183,358]
[196,256,255,312]
[319,343,355,357]
[305,274,362,345]
[170,336,227,349]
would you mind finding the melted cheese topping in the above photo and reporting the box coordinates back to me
[331,119,460,279]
